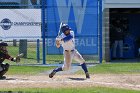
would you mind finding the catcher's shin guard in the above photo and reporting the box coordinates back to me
[0,76,6,80]
[0,63,9,78]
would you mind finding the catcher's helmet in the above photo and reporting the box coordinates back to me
[0,42,8,46]
[61,24,71,33]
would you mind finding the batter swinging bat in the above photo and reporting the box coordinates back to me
[57,22,63,37]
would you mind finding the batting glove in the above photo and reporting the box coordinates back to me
[56,37,62,41]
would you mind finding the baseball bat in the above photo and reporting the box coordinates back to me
[58,22,63,37]
[57,22,63,63]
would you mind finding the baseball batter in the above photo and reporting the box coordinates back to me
[49,24,90,79]
[0,42,22,80]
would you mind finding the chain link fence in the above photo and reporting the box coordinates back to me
[0,0,43,65]
[44,0,100,64]
[0,0,101,65]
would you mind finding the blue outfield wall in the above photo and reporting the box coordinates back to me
[45,0,99,55]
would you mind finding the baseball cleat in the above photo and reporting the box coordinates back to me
[49,70,56,78]
[85,72,90,79]
[0,76,6,80]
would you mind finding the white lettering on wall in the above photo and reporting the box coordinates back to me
[56,0,87,34]
[47,38,97,47]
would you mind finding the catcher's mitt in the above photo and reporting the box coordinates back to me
[14,53,24,63]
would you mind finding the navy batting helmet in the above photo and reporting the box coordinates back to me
[0,42,8,46]
[61,24,71,33]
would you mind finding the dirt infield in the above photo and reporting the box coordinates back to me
[0,74,140,90]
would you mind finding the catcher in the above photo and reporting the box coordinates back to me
[0,42,22,80]
[49,24,90,79]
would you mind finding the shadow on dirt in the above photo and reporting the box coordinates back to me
[6,78,28,80]
[68,77,86,81]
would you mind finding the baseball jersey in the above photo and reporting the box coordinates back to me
[59,31,75,50]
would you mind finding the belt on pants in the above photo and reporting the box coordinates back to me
[65,50,74,52]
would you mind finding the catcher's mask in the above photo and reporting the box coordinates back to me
[0,42,8,54]
[61,24,71,33]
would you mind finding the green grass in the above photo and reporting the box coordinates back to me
[6,63,140,75]
[7,46,64,60]
[85,63,140,74]
[7,66,55,75]
[2,64,140,93]
[5,62,140,75]
[4,43,140,92]
[7,46,42,60]
[0,87,140,93]
[7,46,64,64]
[7,46,96,64]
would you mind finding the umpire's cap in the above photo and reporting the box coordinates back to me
[0,42,8,46]
[61,24,71,33]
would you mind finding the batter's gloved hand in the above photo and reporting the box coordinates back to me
[56,37,62,41]
[55,37,61,48]
[13,53,24,63]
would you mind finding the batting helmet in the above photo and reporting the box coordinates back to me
[0,42,8,46]
[61,24,71,33]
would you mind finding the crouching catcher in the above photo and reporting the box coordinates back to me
[0,42,23,80]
